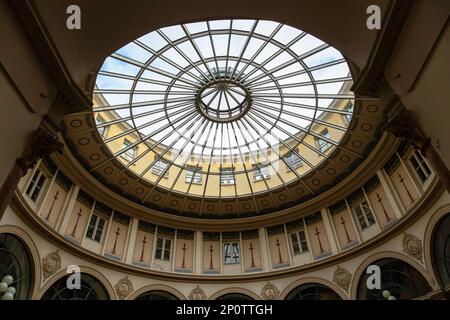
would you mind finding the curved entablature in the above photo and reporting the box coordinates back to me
[61,18,389,218]
[13,140,440,278]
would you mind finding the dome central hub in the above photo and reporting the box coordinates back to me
[196,79,251,123]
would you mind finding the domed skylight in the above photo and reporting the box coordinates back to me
[93,19,354,198]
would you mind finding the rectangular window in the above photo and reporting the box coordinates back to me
[86,214,106,242]
[409,150,431,183]
[315,128,332,153]
[253,164,270,181]
[25,169,46,202]
[220,168,235,185]
[223,242,240,264]
[152,158,169,177]
[155,237,171,261]
[290,230,309,255]
[352,200,375,230]
[285,151,303,171]
[343,102,353,125]
[96,115,107,137]
[185,166,202,184]
[122,139,136,162]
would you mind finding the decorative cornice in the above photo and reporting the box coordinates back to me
[52,132,399,231]
[41,250,61,280]
[115,276,134,300]
[333,265,352,293]
[402,233,423,262]
[260,282,279,300]
[188,285,207,300]
[10,175,443,283]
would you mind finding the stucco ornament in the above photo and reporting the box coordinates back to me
[333,265,352,292]
[402,233,423,261]
[188,285,207,300]
[42,250,61,280]
[260,283,279,300]
[115,276,133,300]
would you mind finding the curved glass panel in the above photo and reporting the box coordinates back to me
[357,258,432,300]
[432,213,450,287]
[135,290,179,300]
[0,233,33,300]
[216,293,254,300]
[285,283,341,300]
[41,273,110,300]
[93,19,354,198]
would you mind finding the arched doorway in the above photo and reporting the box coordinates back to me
[356,258,432,300]
[0,233,34,299]
[216,293,254,300]
[135,290,179,300]
[431,213,450,288]
[41,273,110,300]
[285,283,342,300]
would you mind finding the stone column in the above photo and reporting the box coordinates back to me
[0,128,64,220]
[385,109,450,194]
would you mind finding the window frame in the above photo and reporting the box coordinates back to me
[352,200,376,231]
[185,166,202,184]
[252,164,270,181]
[343,102,353,125]
[25,169,47,203]
[408,150,432,184]
[223,242,240,265]
[285,151,303,171]
[315,128,332,153]
[122,139,137,162]
[155,237,172,261]
[220,168,235,185]
[86,213,107,243]
[152,158,169,178]
[95,115,107,138]
[289,229,309,255]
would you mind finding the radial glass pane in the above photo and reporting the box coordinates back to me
[93,19,355,198]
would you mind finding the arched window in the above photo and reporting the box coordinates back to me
[216,293,254,300]
[41,273,110,300]
[432,213,450,288]
[135,290,179,300]
[357,258,432,300]
[285,283,342,300]
[0,233,33,299]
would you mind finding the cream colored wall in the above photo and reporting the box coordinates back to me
[0,2,56,187]
[366,185,396,227]
[64,200,91,242]
[174,239,194,271]
[202,240,221,273]
[385,2,450,169]
[267,234,289,267]
[12,143,445,279]
[332,210,359,249]
[242,239,262,271]
[105,220,129,259]
[1,189,448,300]
[307,221,331,258]
[388,165,421,211]
[38,181,69,228]
[132,230,154,266]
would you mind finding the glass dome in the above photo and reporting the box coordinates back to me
[93,19,354,198]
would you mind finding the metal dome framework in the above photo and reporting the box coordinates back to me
[92,19,355,199]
